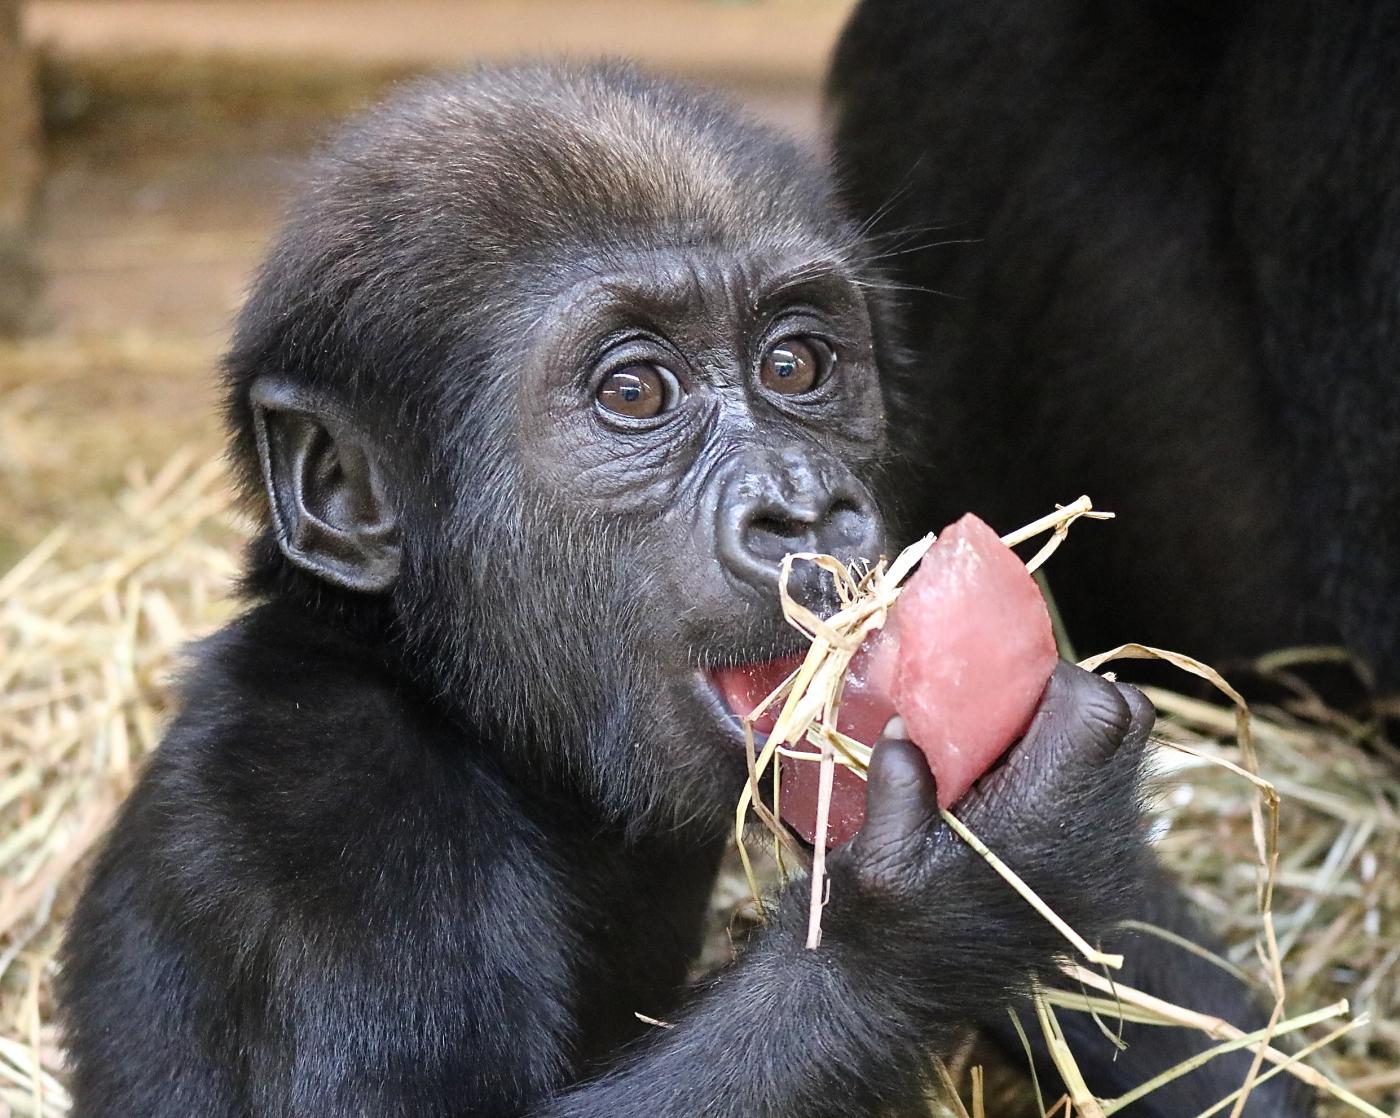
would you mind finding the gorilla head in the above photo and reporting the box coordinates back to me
[223,63,892,832]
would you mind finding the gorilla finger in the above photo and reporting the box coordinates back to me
[1108,677,1153,738]
[1018,662,1132,775]
[959,664,1131,827]
[1114,681,1156,755]
[848,737,941,887]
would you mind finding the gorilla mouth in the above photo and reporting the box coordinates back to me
[703,652,895,750]
[706,656,803,740]
[703,652,896,847]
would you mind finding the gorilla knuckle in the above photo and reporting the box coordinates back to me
[847,836,919,896]
[1036,669,1131,767]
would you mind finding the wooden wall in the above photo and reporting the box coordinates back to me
[0,0,40,334]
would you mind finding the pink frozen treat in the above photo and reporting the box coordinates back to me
[891,513,1058,808]
[712,513,1058,848]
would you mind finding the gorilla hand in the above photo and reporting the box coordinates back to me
[537,664,1153,1118]
[814,662,1154,1034]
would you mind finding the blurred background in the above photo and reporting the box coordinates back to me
[0,0,855,556]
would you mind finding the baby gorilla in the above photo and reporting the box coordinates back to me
[60,64,1219,1117]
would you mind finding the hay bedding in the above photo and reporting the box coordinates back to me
[0,451,243,1116]
[0,455,1396,1117]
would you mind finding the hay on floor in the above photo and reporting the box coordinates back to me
[0,452,243,1116]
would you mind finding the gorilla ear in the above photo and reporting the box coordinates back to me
[250,378,401,593]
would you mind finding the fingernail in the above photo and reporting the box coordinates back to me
[882,715,907,740]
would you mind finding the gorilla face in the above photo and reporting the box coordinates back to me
[225,65,893,833]
[511,245,888,825]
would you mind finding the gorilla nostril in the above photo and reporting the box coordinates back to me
[819,497,881,557]
[715,450,886,594]
[744,498,882,570]
[747,514,813,560]
[827,500,863,541]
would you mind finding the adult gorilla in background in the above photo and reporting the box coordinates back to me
[829,0,1400,693]
[61,64,1300,1117]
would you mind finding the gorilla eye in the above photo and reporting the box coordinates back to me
[760,337,833,396]
[595,364,680,420]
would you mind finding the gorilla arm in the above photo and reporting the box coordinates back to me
[541,666,1152,1118]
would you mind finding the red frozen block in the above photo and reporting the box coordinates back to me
[892,513,1058,808]
[713,513,1058,849]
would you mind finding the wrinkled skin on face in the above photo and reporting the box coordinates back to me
[508,247,888,825]
[224,66,899,833]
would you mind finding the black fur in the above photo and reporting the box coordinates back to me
[61,62,1292,1117]
[829,0,1400,691]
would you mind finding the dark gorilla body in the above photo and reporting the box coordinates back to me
[828,0,1400,693]
[62,65,1291,1117]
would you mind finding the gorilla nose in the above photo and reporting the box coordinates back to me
[715,447,885,601]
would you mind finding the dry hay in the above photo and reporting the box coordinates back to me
[1140,685,1400,1115]
[0,451,244,1116]
[0,458,1396,1117]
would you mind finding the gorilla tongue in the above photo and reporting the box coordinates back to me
[713,629,898,848]
[713,514,1058,849]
